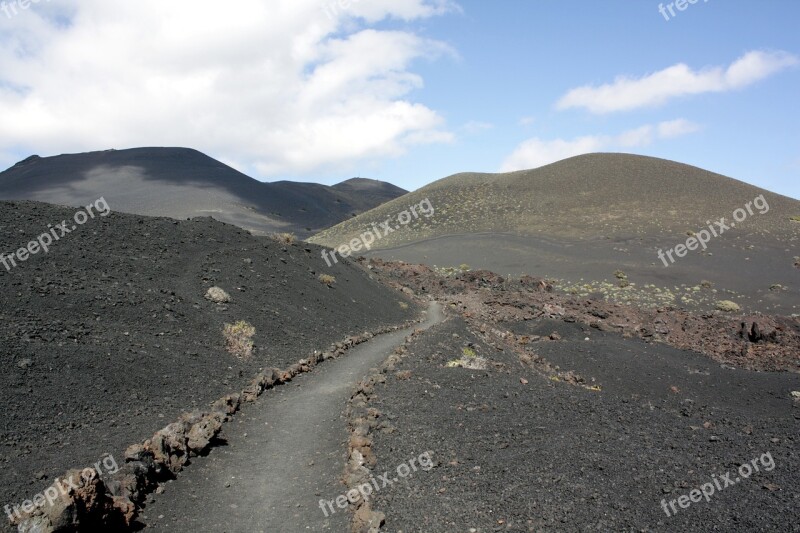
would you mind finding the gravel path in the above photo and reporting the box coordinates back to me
[0,200,415,532]
[141,302,444,532]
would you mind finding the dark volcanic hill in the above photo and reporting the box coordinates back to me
[0,199,417,532]
[310,153,800,315]
[0,148,407,238]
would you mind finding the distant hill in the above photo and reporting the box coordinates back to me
[310,153,799,248]
[331,177,408,211]
[0,148,407,237]
[310,153,800,315]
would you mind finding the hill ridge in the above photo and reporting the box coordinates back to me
[310,152,800,249]
[0,147,407,237]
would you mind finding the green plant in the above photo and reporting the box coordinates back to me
[789,216,800,223]
[459,264,471,272]
[223,321,256,359]
[319,274,336,285]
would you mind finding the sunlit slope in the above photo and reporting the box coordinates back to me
[309,153,800,249]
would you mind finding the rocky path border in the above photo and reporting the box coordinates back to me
[342,322,441,533]
[12,318,423,532]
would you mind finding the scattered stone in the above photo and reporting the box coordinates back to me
[204,286,232,303]
[741,320,779,343]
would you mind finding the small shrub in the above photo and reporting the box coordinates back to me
[715,300,741,313]
[614,270,627,280]
[223,321,256,359]
[445,357,487,370]
[445,346,487,370]
[319,274,336,285]
[205,286,231,304]
[273,232,296,244]
[399,301,409,309]
[700,280,713,289]
[789,216,800,223]
[459,264,471,272]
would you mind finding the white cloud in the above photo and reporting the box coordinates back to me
[519,116,535,126]
[616,125,653,148]
[0,0,458,177]
[326,0,461,23]
[657,118,701,139]
[500,136,605,172]
[499,119,700,172]
[556,50,798,114]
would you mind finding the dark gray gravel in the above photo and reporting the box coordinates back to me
[0,200,416,531]
[367,315,800,532]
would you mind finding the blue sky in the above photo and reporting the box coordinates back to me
[1,1,798,198]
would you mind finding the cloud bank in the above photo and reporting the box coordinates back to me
[0,0,458,177]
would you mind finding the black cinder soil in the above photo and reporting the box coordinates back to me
[367,316,800,532]
[0,200,415,527]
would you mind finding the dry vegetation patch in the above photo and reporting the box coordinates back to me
[223,320,256,358]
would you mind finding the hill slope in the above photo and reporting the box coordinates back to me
[310,153,799,247]
[0,199,417,531]
[0,148,407,237]
[310,153,800,314]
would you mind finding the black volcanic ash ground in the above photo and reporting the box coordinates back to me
[0,200,416,529]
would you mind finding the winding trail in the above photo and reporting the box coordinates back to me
[143,301,444,532]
